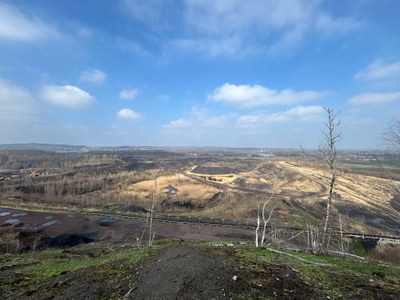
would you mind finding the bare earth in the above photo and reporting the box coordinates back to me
[133,245,234,299]
[0,208,254,249]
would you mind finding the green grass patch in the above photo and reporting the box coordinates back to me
[239,244,400,279]
[236,243,280,261]
[229,243,400,298]
[0,241,174,299]
[24,247,147,278]
[0,242,167,282]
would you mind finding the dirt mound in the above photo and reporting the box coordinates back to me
[38,234,95,249]
[133,245,234,299]
[207,191,224,207]
[160,200,202,210]
[124,204,149,213]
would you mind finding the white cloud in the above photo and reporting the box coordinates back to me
[163,118,192,130]
[122,0,362,58]
[80,69,107,85]
[119,89,138,100]
[180,0,316,56]
[237,105,324,129]
[163,107,235,134]
[0,78,37,122]
[116,37,152,57]
[176,0,361,57]
[184,0,314,37]
[354,60,400,81]
[209,83,328,108]
[124,0,166,24]
[117,108,142,120]
[347,92,400,106]
[41,85,95,108]
[169,36,250,58]
[315,13,362,36]
[0,2,59,42]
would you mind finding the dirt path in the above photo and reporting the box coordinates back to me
[133,244,235,299]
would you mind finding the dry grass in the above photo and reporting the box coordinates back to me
[275,161,395,208]
[123,174,220,201]
[370,244,400,264]
[186,166,238,184]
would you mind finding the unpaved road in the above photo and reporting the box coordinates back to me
[134,245,234,299]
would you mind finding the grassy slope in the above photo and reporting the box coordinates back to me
[1,240,399,299]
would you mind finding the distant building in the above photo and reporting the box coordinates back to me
[164,184,179,197]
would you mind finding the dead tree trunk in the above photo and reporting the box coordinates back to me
[255,192,275,247]
[148,180,157,246]
[319,107,341,253]
[382,119,400,231]
[255,202,260,248]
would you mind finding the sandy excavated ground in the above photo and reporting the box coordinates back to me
[1,159,398,239]
[276,161,395,205]
[186,165,239,184]
[124,174,220,202]
[111,159,399,234]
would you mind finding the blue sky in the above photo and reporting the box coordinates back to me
[0,0,399,149]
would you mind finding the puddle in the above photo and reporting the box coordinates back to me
[99,218,118,226]
[42,220,58,227]
[3,219,21,226]
[0,212,11,217]
[45,216,54,219]
[12,213,27,217]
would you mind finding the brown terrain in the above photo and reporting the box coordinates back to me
[0,148,400,299]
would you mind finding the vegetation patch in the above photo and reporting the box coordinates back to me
[0,240,399,299]
[229,243,400,299]
[0,242,167,299]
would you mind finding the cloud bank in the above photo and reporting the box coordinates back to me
[0,2,59,42]
[80,68,107,85]
[119,89,138,100]
[209,83,328,108]
[0,78,37,122]
[41,85,95,108]
[237,105,324,129]
[347,92,400,106]
[354,60,400,81]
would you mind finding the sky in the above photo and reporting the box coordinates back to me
[0,0,399,149]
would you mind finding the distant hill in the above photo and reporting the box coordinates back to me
[0,143,86,152]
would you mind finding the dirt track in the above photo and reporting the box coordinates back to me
[134,245,234,299]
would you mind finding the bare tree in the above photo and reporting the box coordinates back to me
[302,108,341,253]
[136,179,157,247]
[318,107,341,253]
[255,192,275,247]
[382,120,400,229]
[384,119,400,155]
[148,180,157,246]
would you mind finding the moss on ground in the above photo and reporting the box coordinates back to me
[0,241,170,299]
[226,243,400,299]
